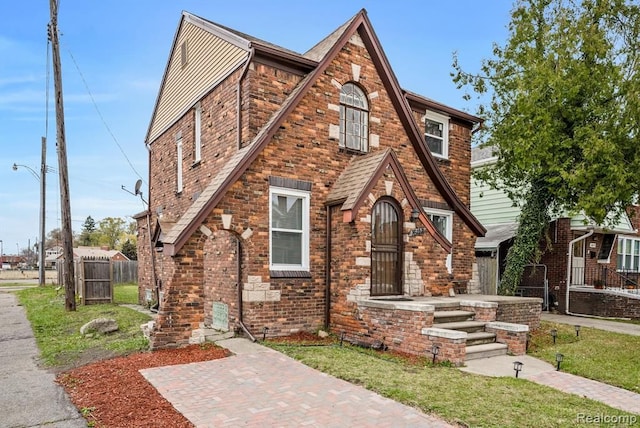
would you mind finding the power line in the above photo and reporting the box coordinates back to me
[62,43,147,185]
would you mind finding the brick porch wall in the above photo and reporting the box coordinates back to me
[569,289,640,319]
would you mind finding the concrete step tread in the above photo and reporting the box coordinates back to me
[433,320,486,330]
[433,310,475,319]
[465,342,508,354]
[466,331,496,340]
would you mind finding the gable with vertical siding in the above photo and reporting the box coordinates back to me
[146,13,250,143]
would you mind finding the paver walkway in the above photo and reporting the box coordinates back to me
[527,371,640,414]
[141,339,452,428]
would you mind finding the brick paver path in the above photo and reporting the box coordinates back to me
[141,348,452,427]
[527,371,640,414]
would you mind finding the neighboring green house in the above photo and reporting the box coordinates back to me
[471,146,639,316]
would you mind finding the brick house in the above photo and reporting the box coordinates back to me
[472,146,640,319]
[136,9,491,350]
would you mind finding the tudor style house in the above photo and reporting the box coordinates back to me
[136,9,488,350]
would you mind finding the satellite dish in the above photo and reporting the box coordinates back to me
[134,179,143,195]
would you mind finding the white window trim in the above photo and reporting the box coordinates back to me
[176,134,183,193]
[617,236,640,272]
[424,111,450,159]
[194,102,202,163]
[269,187,310,271]
[424,207,453,273]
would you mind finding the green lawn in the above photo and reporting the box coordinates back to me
[529,321,640,393]
[268,342,638,428]
[16,284,151,368]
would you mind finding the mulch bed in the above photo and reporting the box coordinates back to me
[57,344,229,428]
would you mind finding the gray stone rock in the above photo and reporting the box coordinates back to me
[80,318,119,336]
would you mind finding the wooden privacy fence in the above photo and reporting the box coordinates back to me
[57,257,113,305]
[111,260,138,284]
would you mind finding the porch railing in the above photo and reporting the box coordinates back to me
[574,266,639,291]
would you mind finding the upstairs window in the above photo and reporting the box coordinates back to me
[425,111,449,159]
[194,102,202,163]
[176,132,183,193]
[339,83,369,152]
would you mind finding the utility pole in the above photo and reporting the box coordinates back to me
[39,137,46,286]
[49,0,76,311]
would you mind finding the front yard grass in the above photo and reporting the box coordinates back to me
[16,284,151,369]
[529,320,640,393]
[268,342,637,428]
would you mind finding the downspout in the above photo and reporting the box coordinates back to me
[324,205,332,329]
[145,142,159,312]
[236,235,256,342]
[565,228,594,316]
[237,47,255,150]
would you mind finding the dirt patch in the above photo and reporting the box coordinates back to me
[57,343,229,427]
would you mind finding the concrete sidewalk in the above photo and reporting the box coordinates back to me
[0,290,86,428]
[141,338,453,427]
[542,312,640,336]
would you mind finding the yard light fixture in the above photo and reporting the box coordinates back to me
[431,344,440,364]
[262,326,269,341]
[551,328,558,344]
[555,353,564,371]
[340,331,346,347]
[575,325,581,337]
[513,361,523,378]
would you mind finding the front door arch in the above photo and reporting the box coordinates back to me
[371,197,403,296]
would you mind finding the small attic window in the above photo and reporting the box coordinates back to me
[180,40,188,68]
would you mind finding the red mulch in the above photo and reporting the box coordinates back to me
[57,344,229,428]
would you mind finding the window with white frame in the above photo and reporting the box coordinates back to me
[425,208,453,272]
[339,82,369,152]
[176,132,183,193]
[270,187,310,271]
[617,237,640,272]
[194,102,202,163]
[424,111,449,159]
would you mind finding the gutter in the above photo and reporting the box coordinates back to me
[237,47,255,150]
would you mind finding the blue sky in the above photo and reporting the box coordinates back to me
[0,1,513,255]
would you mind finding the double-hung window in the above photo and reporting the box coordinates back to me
[194,102,202,163]
[425,208,453,273]
[176,132,183,193]
[617,237,640,272]
[270,187,310,271]
[424,111,449,159]
[339,83,369,152]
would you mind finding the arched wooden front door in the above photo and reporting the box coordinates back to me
[371,197,402,296]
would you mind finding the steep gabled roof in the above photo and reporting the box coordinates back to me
[163,8,485,256]
[328,148,452,252]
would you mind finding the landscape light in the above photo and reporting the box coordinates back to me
[555,353,564,371]
[551,328,558,344]
[513,361,523,378]
[262,326,269,341]
[575,325,581,337]
[431,344,440,364]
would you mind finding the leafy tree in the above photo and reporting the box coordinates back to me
[45,228,64,249]
[97,217,127,250]
[120,239,137,260]
[78,216,98,246]
[454,0,640,294]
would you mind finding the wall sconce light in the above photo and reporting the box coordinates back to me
[551,328,558,344]
[262,326,269,341]
[513,361,523,378]
[431,344,440,364]
[410,208,421,222]
[575,325,581,337]
[555,353,564,371]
